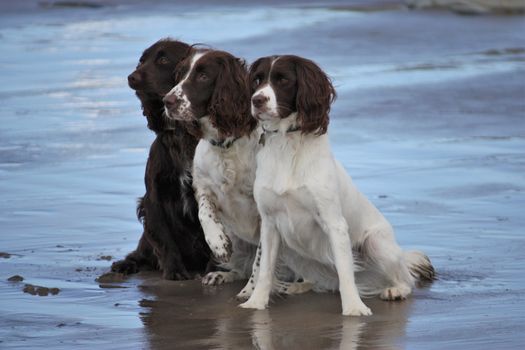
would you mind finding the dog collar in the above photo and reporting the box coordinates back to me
[209,137,240,149]
[261,124,301,134]
[259,125,301,146]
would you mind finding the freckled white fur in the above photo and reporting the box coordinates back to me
[241,107,432,315]
[193,120,261,248]
[192,118,261,278]
[164,52,205,121]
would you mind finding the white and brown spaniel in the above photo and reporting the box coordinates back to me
[163,49,310,297]
[240,55,435,316]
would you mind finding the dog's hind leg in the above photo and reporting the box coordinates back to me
[237,279,313,300]
[360,228,419,301]
[272,279,314,295]
[316,204,371,316]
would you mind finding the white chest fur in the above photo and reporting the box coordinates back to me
[255,130,335,261]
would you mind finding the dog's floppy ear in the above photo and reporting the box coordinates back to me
[208,53,256,137]
[294,57,336,135]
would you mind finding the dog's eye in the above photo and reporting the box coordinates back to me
[197,73,208,82]
[277,77,289,84]
[158,56,170,65]
[253,75,265,88]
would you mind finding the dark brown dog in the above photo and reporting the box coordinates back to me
[111,39,212,280]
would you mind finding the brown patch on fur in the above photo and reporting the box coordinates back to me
[205,51,257,138]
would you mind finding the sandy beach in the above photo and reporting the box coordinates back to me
[1,1,524,349]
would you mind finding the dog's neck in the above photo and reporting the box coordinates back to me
[138,94,173,134]
[198,116,241,150]
[260,113,301,135]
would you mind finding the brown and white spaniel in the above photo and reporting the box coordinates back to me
[240,55,435,316]
[163,49,311,297]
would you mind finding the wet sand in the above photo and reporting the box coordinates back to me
[1,1,524,349]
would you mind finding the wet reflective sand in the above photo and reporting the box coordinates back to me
[1,1,524,349]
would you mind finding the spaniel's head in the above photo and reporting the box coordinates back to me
[249,55,336,135]
[128,39,192,132]
[163,49,256,139]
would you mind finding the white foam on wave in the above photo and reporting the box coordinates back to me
[332,56,525,91]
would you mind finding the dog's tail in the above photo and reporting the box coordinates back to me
[404,250,435,282]
[354,249,435,297]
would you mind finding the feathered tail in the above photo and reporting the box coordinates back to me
[404,250,436,282]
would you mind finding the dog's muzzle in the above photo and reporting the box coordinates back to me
[163,94,180,111]
[163,92,194,121]
[251,93,271,120]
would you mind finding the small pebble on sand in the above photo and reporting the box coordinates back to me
[23,284,60,296]
[7,275,24,282]
[96,272,126,283]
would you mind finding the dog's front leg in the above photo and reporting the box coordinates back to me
[236,242,261,300]
[239,220,279,310]
[236,243,312,300]
[317,205,372,316]
[196,191,232,263]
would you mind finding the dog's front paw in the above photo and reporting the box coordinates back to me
[202,271,229,286]
[111,259,138,275]
[342,300,372,316]
[163,268,191,281]
[239,297,267,310]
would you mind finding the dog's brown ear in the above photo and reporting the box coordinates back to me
[294,57,336,135]
[208,52,257,138]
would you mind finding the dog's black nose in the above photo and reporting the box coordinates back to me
[252,94,268,109]
[127,72,141,87]
[163,94,177,107]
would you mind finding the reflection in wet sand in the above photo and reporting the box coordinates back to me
[138,278,413,349]
[246,309,365,350]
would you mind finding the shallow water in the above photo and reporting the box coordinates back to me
[1,1,524,349]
